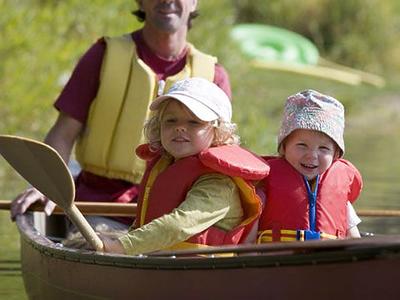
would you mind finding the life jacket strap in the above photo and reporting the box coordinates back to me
[257,229,337,243]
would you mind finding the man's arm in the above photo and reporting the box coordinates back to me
[44,112,83,163]
[10,112,83,220]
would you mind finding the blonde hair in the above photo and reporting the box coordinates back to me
[143,102,240,152]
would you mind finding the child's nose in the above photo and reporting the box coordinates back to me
[175,124,186,132]
[306,149,318,159]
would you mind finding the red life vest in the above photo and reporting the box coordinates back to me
[258,157,362,242]
[135,144,269,248]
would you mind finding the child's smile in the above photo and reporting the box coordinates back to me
[282,129,337,180]
[300,162,318,170]
[172,135,190,142]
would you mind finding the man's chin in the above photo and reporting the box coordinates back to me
[155,19,184,33]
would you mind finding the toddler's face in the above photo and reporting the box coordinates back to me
[282,129,337,180]
[160,100,214,160]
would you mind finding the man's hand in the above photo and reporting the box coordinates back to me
[10,187,56,221]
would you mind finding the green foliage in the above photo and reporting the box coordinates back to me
[192,0,391,155]
[233,0,400,73]
[1,0,396,153]
[0,0,140,138]
[0,1,399,211]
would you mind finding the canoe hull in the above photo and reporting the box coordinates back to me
[19,214,400,300]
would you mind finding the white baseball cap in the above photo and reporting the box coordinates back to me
[150,77,232,122]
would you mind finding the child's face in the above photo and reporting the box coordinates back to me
[160,100,215,160]
[282,129,337,180]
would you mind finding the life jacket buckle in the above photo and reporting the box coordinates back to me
[297,230,321,240]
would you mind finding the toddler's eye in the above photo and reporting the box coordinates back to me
[320,146,332,151]
[296,142,307,148]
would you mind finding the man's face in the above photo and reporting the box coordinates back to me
[137,0,197,33]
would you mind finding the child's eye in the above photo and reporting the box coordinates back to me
[189,120,201,125]
[296,142,307,148]
[163,118,177,124]
[320,146,331,150]
[319,146,332,152]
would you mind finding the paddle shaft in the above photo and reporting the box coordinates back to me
[66,204,104,251]
[356,209,400,217]
[0,200,137,217]
[1,200,399,217]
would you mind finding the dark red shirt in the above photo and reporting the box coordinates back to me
[54,30,231,223]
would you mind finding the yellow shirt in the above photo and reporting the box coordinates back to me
[119,173,243,255]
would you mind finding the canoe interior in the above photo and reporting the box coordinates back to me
[17,213,400,300]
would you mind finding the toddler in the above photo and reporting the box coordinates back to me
[258,90,363,243]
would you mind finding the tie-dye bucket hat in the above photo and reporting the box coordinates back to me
[277,89,345,157]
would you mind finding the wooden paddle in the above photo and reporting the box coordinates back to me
[0,134,103,251]
[0,200,137,217]
[2,199,396,217]
[356,209,400,217]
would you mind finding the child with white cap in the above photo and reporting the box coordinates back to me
[101,77,269,255]
[257,89,363,243]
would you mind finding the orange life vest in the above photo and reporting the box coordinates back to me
[135,144,269,249]
[258,157,362,243]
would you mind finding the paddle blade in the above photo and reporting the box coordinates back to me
[0,135,75,209]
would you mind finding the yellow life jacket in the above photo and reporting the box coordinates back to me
[75,34,217,183]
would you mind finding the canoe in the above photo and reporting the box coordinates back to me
[3,137,399,299]
[17,213,400,300]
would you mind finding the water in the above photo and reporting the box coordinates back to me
[0,212,27,300]
[0,94,399,299]
[345,94,400,234]
[0,163,28,299]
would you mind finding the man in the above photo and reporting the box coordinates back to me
[11,0,231,232]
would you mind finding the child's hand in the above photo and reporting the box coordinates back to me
[99,234,126,254]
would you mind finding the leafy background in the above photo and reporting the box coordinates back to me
[1,0,399,150]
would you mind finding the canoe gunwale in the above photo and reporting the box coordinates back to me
[16,213,400,270]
